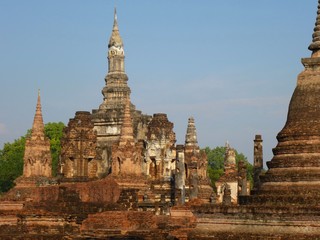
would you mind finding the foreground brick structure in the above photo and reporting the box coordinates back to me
[3,2,320,239]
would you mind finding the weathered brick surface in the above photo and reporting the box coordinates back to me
[22,92,52,180]
[4,2,320,239]
[60,111,101,178]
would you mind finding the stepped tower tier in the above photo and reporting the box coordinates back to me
[183,117,212,202]
[22,90,52,178]
[184,117,207,181]
[184,117,199,153]
[257,0,320,205]
[91,9,151,174]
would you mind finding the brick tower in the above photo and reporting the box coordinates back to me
[23,91,52,178]
[253,135,263,191]
[185,117,199,153]
[184,117,212,202]
[60,111,99,179]
[111,98,143,176]
[259,0,320,205]
[91,9,151,174]
[99,8,130,110]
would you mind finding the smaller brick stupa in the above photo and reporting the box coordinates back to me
[23,90,52,178]
[184,117,212,202]
[184,117,207,178]
[15,90,52,188]
[215,143,238,204]
[111,98,144,177]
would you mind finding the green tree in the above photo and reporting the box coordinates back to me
[0,137,26,192]
[204,146,253,187]
[0,122,65,193]
[44,122,65,176]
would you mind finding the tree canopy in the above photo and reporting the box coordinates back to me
[204,146,253,188]
[45,122,65,175]
[0,137,26,192]
[0,122,65,193]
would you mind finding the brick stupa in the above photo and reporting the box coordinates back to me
[258,0,320,206]
[23,90,52,178]
[111,98,143,177]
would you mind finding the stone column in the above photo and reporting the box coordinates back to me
[253,135,263,191]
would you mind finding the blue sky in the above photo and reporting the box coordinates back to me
[0,1,317,165]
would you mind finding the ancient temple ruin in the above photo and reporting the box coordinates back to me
[215,144,236,204]
[183,117,211,201]
[111,99,144,176]
[60,111,100,178]
[145,113,176,180]
[57,9,211,205]
[3,1,320,239]
[91,9,151,174]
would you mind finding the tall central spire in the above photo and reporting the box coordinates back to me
[113,8,118,28]
[98,7,130,110]
[107,7,125,73]
[91,8,150,176]
[108,7,123,52]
